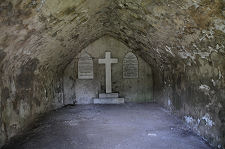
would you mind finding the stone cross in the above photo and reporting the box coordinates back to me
[98,52,118,93]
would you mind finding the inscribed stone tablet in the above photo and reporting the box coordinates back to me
[123,52,138,78]
[78,53,93,79]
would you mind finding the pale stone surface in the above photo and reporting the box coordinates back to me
[98,52,118,93]
[99,93,119,98]
[95,93,123,104]
[93,98,124,104]
[123,52,138,78]
[75,80,99,104]
[78,52,93,79]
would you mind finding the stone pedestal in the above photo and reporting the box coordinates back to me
[95,52,124,104]
[93,93,124,104]
[99,93,119,98]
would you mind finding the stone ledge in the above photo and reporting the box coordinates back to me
[99,93,119,98]
[93,98,124,104]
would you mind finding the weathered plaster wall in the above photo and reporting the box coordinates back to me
[63,36,154,104]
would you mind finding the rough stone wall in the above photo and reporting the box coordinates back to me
[104,0,225,148]
[159,59,225,148]
[0,60,64,147]
[0,0,110,147]
[0,0,224,148]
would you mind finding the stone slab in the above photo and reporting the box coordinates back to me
[99,93,119,98]
[78,53,93,79]
[93,98,124,104]
[123,52,138,78]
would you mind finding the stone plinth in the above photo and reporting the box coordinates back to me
[94,93,124,104]
[93,98,124,104]
[99,93,119,98]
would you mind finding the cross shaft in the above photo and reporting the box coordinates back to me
[98,52,118,93]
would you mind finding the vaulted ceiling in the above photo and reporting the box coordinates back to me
[1,0,224,75]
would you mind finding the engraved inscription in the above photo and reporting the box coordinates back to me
[78,53,93,79]
[123,52,138,78]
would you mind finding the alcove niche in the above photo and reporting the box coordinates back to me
[63,36,153,104]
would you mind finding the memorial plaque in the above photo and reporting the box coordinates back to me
[123,52,138,78]
[78,53,93,79]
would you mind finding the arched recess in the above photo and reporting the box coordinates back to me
[63,35,154,104]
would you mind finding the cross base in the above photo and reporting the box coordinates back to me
[93,93,124,104]
[99,93,119,98]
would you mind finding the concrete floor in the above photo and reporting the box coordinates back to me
[2,104,212,149]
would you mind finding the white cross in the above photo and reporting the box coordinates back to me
[98,52,118,93]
